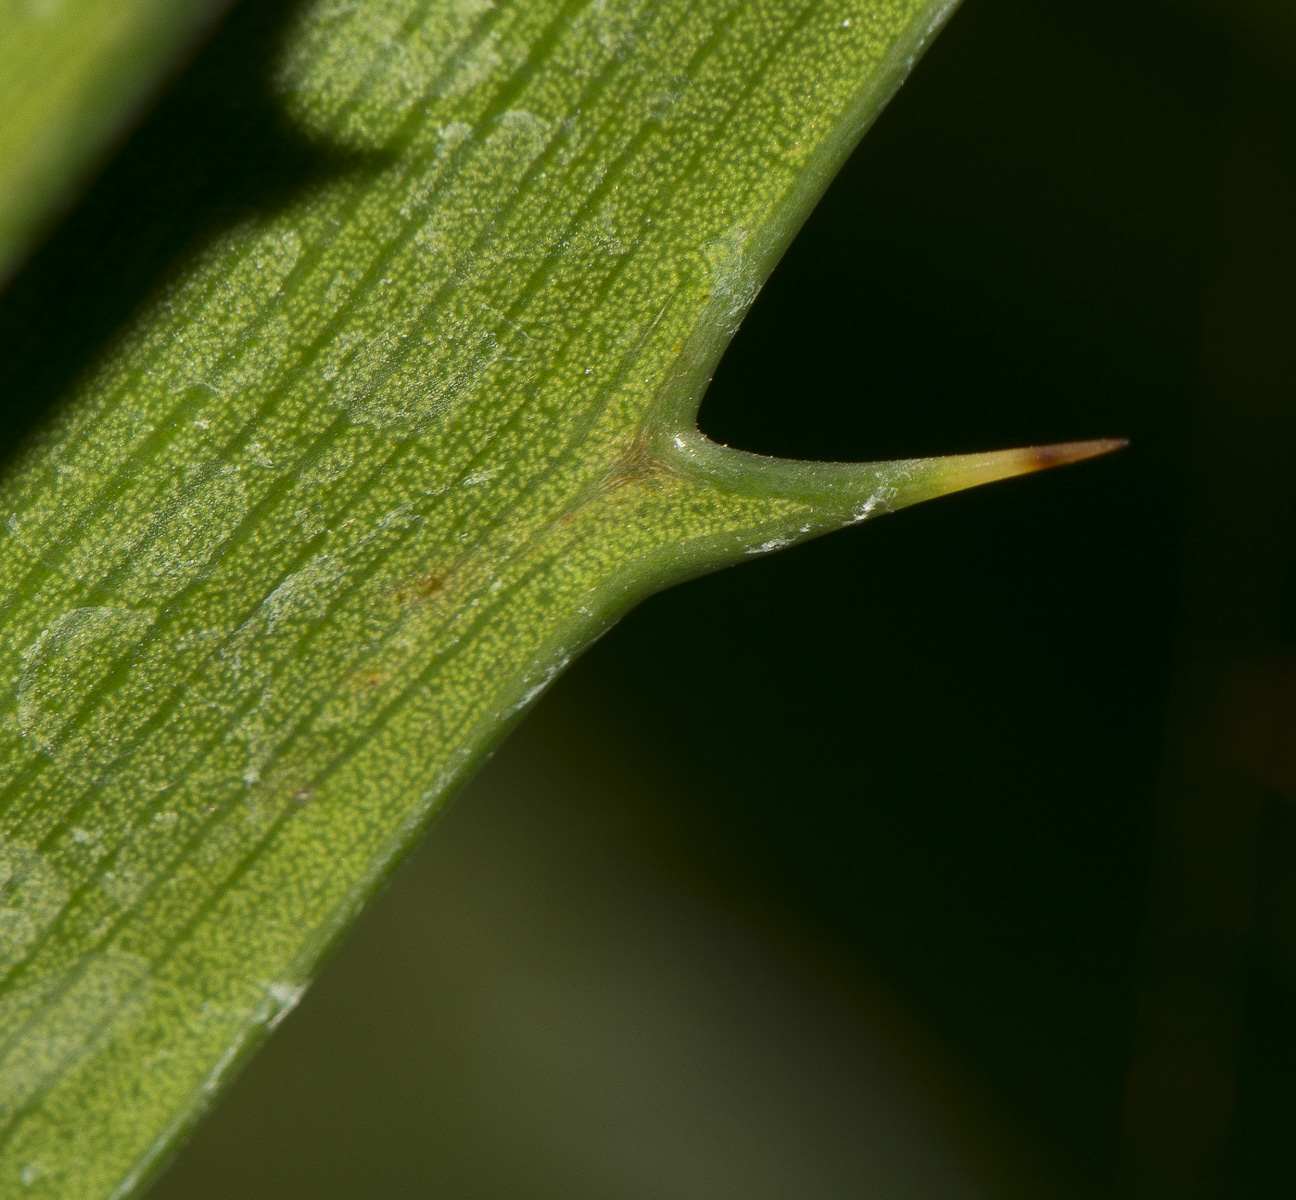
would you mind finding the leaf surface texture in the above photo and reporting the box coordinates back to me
[0,0,1093,1194]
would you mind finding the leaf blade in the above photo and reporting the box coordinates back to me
[0,1,1112,1195]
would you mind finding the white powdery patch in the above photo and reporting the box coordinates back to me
[849,485,899,523]
[745,536,794,556]
[263,981,309,1031]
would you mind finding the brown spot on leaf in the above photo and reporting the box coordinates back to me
[602,433,668,491]
[1024,438,1129,472]
[393,572,446,605]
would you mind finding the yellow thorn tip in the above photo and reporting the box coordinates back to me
[927,437,1128,495]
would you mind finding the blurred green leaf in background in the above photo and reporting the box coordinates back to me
[0,0,231,283]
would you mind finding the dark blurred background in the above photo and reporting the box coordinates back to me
[6,0,1292,1195]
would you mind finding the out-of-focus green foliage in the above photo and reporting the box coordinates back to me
[0,0,231,281]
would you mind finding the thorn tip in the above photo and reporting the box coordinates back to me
[1023,437,1129,471]
[912,436,1129,501]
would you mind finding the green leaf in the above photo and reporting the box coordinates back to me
[0,0,1118,1195]
[0,0,231,283]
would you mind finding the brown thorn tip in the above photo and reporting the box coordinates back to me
[1025,438,1129,471]
[920,437,1130,500]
